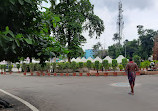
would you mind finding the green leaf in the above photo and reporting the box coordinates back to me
[6,26,9,31]
[53,17,60,22]
[15,39,20,47]
[3,36,13,41]
[53,23,56,28]
[18,0,24,5]
[12,42,16,50]
[25,38,32,44]
[16,34,23,38]
[24,0,31,4]
[37,52,41,56]
[10,0,15,5]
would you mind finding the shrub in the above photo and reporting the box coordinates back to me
[71,61,77,72]
[16,64,20,71]
[112,59,118,71]
[46,63,51,72]
[0,65,4,72]
[86,60,92,70]
[99,63,103,71]
[133,55,141,68]
[108,63,112,70]
[143,61,150,69]
[119,64,123,70]
[79,62,84,68]
[83,62,87,68]
[8,64,13,72]
[102,60,108,71]
[36,64,41,71]
[29,63,34,72]
[140,62,145,69]
[58,63,65,72]
[122,58,128,70]
[3,65,7,72]
[94,61,100,73]
[21,63,27,72]
[65,62,70,73]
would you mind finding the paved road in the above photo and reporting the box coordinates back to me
[0,74,158,111]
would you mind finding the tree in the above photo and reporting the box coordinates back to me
[50,0,104,62]
[102,60,109,71]
[122,58,128,70]
[87,60,92,71]
[94,61,100,73]
[92,42,107,59]
[112,59,118,71]
[133,55,141,68]
[108,44,123,59]
[124,39,140,58]
[137,25,158,60]
[0,0,67,64]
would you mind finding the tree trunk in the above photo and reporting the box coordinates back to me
[68,29,71,62]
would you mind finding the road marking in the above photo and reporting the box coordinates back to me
[110,82,141,87]
[0,89,39,111]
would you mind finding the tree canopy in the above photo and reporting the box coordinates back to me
[0,0,67,64]
[50,0,105,62]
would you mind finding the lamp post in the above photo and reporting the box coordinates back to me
[125,39,128,58]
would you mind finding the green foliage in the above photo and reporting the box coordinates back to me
[44,63,50,71]
[50,0,104,61]
[65,62,70,70]
[0,65,3,71]
[99,63,103,70]
[35,64,41,71]
[119,64,123,70]
[87,60,92,70]
[0,1,67,64]
[29,63,34,71]
[133,55,141,67]
[108,44,122,59]
[8,64,13,72]
[71,61,77,72]
[83,62,87,68]
[137,25,158,60]
[122,58,128,69]
[102,60,109,71]
[57,63,65,71]
[112,59,118,71]
[3,65,7,72]
[79,62,84,68]
[16,64,20,70]
[21,63,27,72]
[108,63,112,68]
[94,61,100,73]
[143,61,150,68]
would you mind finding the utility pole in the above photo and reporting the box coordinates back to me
[117,1,124,45]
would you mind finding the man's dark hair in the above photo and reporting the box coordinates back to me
[129,58,133,61]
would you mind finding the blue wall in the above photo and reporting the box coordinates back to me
[85,49,94,59]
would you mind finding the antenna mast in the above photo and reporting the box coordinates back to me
[117,1,124,45]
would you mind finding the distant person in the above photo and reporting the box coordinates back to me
[125,58,139,95]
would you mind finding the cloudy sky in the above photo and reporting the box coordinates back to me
[42,0,158,50]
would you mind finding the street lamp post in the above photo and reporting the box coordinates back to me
[125,39,128,58]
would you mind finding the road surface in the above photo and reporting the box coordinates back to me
[0,74,158,111]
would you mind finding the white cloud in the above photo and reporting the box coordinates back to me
[83,0,158,50]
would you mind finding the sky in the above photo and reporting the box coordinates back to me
[42,0,158,50]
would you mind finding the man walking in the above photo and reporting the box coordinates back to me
[125,58,139,95]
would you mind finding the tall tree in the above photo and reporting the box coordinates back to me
[50,0,104,62]
[137,25,158,60]
[108,43,123,59]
